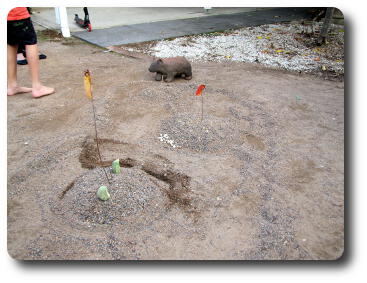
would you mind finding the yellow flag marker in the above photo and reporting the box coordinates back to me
[84,70,93,100]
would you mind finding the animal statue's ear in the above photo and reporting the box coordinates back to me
[157,59,163,63]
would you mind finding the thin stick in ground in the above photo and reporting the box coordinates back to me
[84,70,111,185]
[91,99,111,185]
[201,94,204,122]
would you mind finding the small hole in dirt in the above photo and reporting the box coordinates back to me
[79,139,99,169]
[142,163,190,190]
[119,158,137,168]
[165,188,191,208]
[141,163,198,219]
[79,137,132,169]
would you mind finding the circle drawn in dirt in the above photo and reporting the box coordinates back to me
[160,114,220,152]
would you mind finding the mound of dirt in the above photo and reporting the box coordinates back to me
[53,167,168,225]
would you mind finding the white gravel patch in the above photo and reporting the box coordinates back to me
[130,21,344,75]
[158,133,180,148]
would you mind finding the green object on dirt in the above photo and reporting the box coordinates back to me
[112,159,121,174]
[97,186,110,201]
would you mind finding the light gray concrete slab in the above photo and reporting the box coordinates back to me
[71,8,314,47]
[31,7,263,32]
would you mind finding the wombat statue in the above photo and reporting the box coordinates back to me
[148,56,192,82]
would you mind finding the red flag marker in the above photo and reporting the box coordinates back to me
[195,84,206,121]
[196,84,206,96]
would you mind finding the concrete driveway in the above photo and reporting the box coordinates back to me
[31,7,263,32]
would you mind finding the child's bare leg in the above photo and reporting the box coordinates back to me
[25,44,54,98]
[7,44,32,96]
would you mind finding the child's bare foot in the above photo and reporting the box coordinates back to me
[32,85,55,98]
[7,86,32,96]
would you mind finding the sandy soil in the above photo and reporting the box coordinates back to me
[7,32,344,260]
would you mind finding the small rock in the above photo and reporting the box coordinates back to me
[112,159,121,174]
[97,186,110,201]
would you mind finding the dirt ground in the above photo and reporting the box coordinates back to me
[7,31,344,260]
